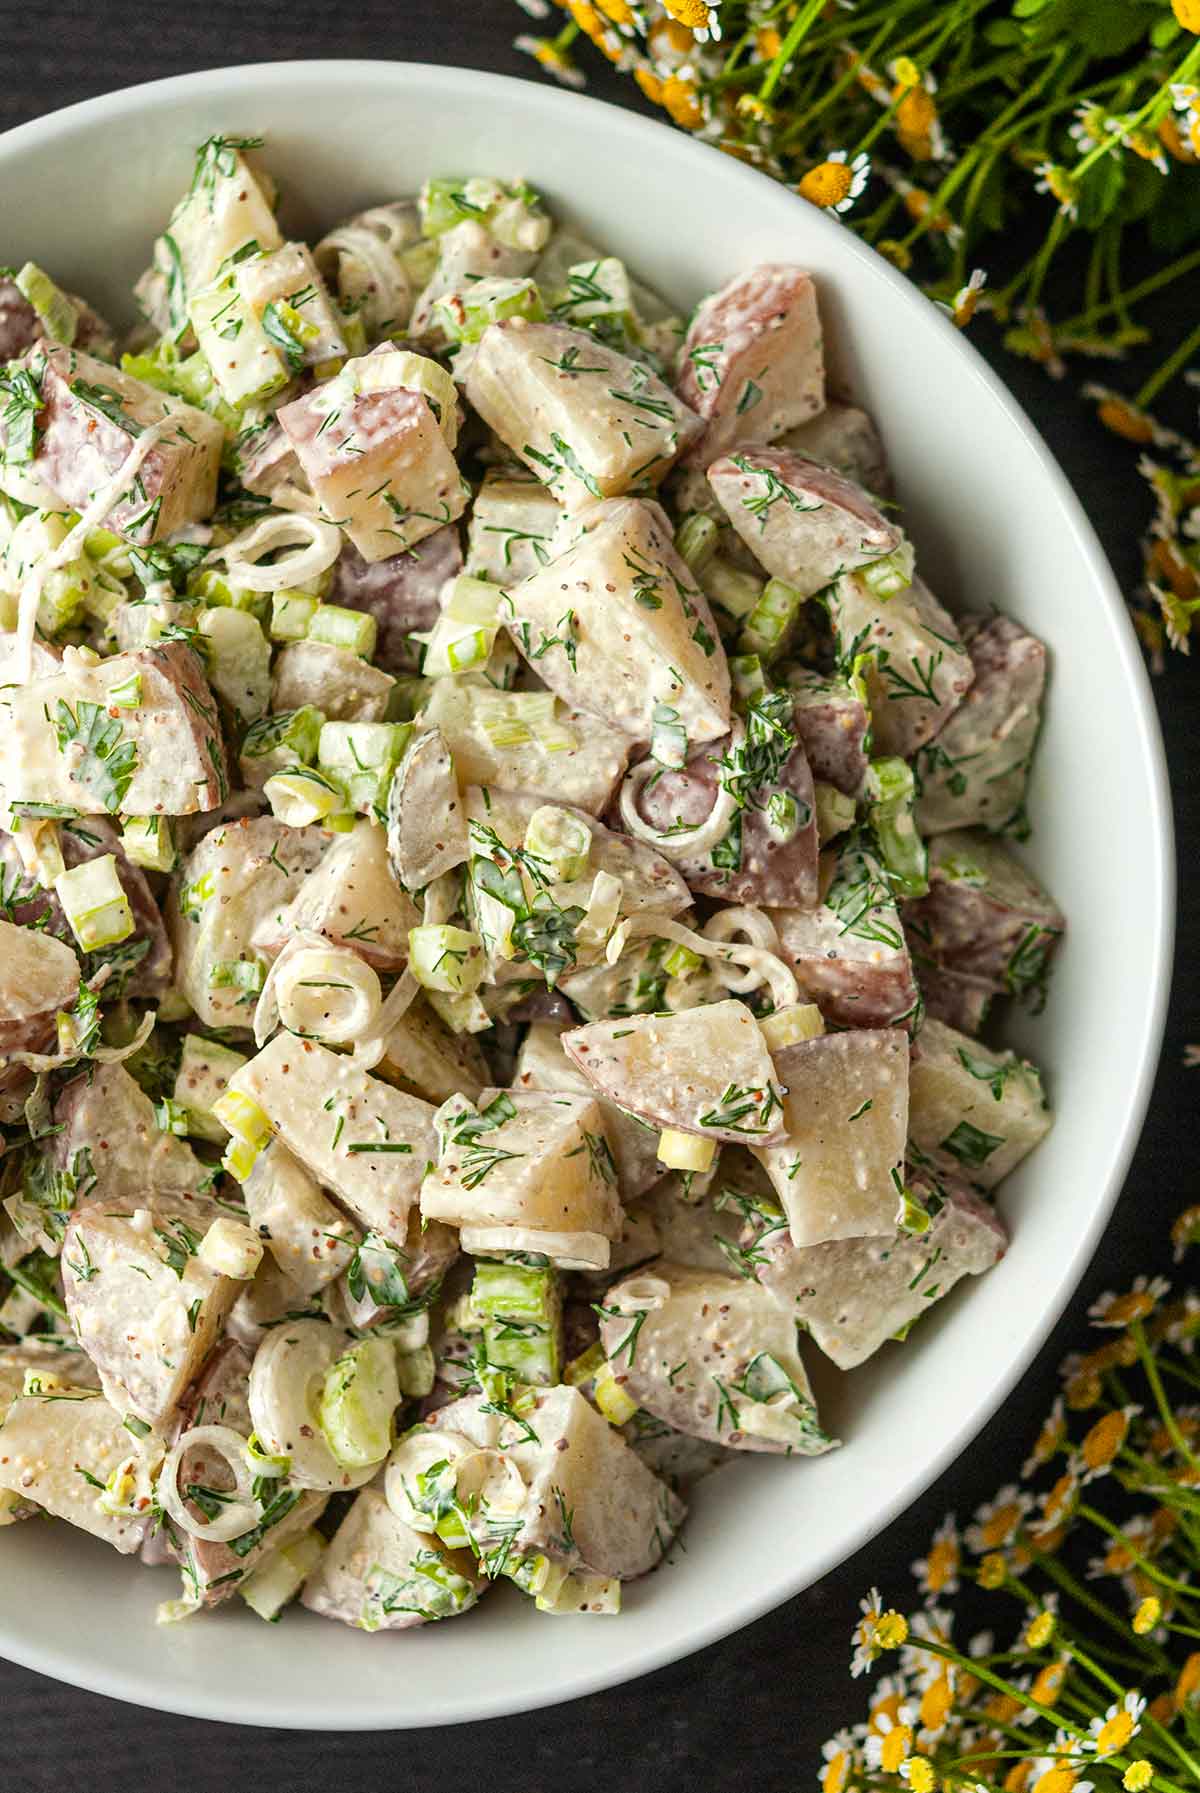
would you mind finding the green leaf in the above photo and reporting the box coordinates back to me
[53,699,138,813]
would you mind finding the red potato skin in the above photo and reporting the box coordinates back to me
[907,952,994,1037]
[708,447,901,595]
[676,265,824,464]
[789,677,870,797]
[26,344,218,546]
[0,278,38,360]
[327,524,462,675]
[623,715,819,909]
[770,907,922,1034]
[902,878,1064,1003]
[0,821,171,1000]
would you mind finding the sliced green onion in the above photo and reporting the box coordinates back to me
[264,766,349,827]
[813,781,857,846]
[15,262,79,345]
[269,590,320,641]
[408,923,485,996]
[702,555,763,619]
[674,512,720,574]
[317,1337,400,1470]
[865,756,929,899]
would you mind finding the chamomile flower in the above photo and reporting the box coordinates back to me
[1172,1202,1200,1259]
[1084,1692,1146,1758]
[1022,1594,1059,1651]
[661,0,721,41]
[911,1515,961,1600]
[899,1755,937,1792]
[1068,104,1108,154]
[1088,1276,1171,1328]
[1086,1513,1154,1580]
[1030,1764,1094,1793]
[1023,1398,1067,1478]
[797,150,871,215]
[1027,1657,1070,1710]
[965,1485,1031,1554]
[1034,161,1079,218]
[948,269,986,327]
[1073,1405,1140,1484]
[819,1729,858,1793]
[1123,1766,1154,1792]
[516,34,587,86]
[852,1587,909,1676]
[1029,1469,1079,1539]
[864,1707,916,1773]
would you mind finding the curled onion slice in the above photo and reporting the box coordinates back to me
[158,1424,259,1543]
[207,512,342,593]
[275,945,382,1045]
[606,912,798,1013]
[617,721,743,859]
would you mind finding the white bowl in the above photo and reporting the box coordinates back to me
[0,60,1173,1729]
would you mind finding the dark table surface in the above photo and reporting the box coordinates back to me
[1,5,1196,1785]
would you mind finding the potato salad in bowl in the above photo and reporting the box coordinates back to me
[0,137,1060,1636]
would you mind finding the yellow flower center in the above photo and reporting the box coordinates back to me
[1097,1710,1136,1754]
[1033,1770,1077,1793]
[1031,1660,1067,1705]
[881,1725,913,1773]
[569,1,610,48]
[979,1552,1007,1589]
[1175,1651,1200,1703]
[661,74,702,129]
[895,88,937,149]
[823,1750,850,1793]
[1172,0,1200,31]
[756,26,782,58]
[1171,1205,1200,1252]
[1044,1473,1077,1523]
[907,1756,936,1793]
[920,1673,954,1731]
[1124,1764,1154,1792]
[596,0,635,23]
[986,1692,1024,1724]
[1005,1765,1034,1793]
[634,66,664,105]
[1106,1289,1158,1322]
[1134,1597,1162,1636]
[798,161,854,208]
[1105,1539,1134,1573]
[980,1504,1021,1548]
[877,238,913,270]
[926,1538,958,1591]
[663,0,709,28]
[870,1691,905,1733]
[1065,1371,1102,1409]
[1025,1610,1056,1649]
[877,1611,909,1650]
[892,56,922,89]
[1081,1408,1128,1468]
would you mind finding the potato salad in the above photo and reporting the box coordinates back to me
[0,138,1060,1633]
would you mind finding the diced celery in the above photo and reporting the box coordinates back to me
[554,257,637,334]
[239,706,324,785]
[662,943,702,979]
[435,276,544,344]
[656,1129,715,1173]
[120,340,238,430]
[739,577,807,661]
[523,804,591,883]
[308,604,377,659]
[190,275,291,407]
[860,537,916,599]
[14,262,78,345]
[419,175,520,237]
[209,958,266,997]
[425,988,492,1035]
[420,576,501,679]
[865,756,929,898]
[317,1336,401,1469]
[198,1216,263,1280]
[2,512,90,636]
[189,566,270,620]
[173,1034,248,1144]
[269,589,320,641]
[484,1318,559,1386]
[471,1261,557,1325]
[198,607,272,722]
[54,855,134,950]
[317,720,410,814]
[759,1003,825,1051]
[122,815,177,873]
[264,766,349,827]
[728,654,766,701]
[563,1340,606,1387]
[701,555,762,620]
[408,924,485,996]
[593,1361,638,1426]
[240,1528,327,1622]
[674,512,719,574]
[813,780,857,845]
[396,1344,436,1397]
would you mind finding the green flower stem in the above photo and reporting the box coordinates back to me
[1133,1320,1200,1470]
[1138,318,1200,412]
[758,0,826,104]
[1029,1544,1174,1676]
[1069,1637,1200,1783]
[910,1635,1093,1740]
[1061,247,1200,332]
[1077,1501,1200,1604]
